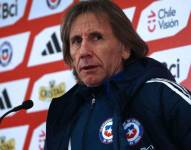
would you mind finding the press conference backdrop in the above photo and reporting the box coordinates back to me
[0,0,190,149]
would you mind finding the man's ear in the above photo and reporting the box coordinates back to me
[121,46,130,60]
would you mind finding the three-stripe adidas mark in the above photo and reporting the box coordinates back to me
[41,32,61,56]
[146,78,191,105]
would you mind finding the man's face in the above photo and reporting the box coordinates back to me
[69,13,130,87]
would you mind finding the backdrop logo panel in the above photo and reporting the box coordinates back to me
[28,0,73,20]
[29,122,46,150]
[0,0,27,28]
[149,45,191,83]
[0,78,30,117]
[28,25,62,67]
[137,0,191,41]
[29,70,76,112]
[0,125,29,150]
[0,32,30,73]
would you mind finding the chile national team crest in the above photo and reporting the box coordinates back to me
[123,118,143,146]
[99,118,113,144]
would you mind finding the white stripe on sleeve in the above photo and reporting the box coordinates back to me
[146,78,191,105]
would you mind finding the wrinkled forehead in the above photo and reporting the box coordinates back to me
[69,12,111,36]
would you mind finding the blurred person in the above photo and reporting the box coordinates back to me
[45,0,191,150]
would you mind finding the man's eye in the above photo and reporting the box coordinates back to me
[91,33,103,41]
[71,37,82,45]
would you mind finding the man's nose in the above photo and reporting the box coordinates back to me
[79,39,93,58]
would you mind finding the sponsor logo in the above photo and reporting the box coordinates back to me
[29,70,76,112]
[123,118,143,146]
[162,58,180,79]
[39,80,65,101]
[137,0,191,41]
[0,125,29,150]
[0,41,13,67]
[0,0,18,19]
[0,78,29,117]
[0,136,16,150]
[0,32,30,73]
[41,32,61,57]
[147,7,179,33]
[140,145,155,150]
[38,130,46,150]
[0,89,12,110]
[149,45,191,83]
[28,0,73,20]
[123,7,136,22]
[99,118,113,144]
[47,0,61,9]
[28,26,62,67]
[0,0,27,27]
[147,10,156,32]
[29,122,46,150]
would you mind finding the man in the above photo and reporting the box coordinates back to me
[45,0,191,150]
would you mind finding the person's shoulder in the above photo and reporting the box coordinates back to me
[48,84,79,112]
[136,78,191,112]
[132,78,164,113]
[52,84,79,103]
[145,78,191,103]
[46,84,80,123]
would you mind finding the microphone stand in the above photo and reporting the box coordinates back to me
[0,100,33,124]
[0,109,16,124]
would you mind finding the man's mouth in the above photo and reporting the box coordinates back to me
[79,65,99,72]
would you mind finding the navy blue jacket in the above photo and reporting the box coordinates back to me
[45,57,191,150]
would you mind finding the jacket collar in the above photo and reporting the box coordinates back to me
[99,57,175,112]
[75,57,175,113]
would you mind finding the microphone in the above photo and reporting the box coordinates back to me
[0,100,34,124]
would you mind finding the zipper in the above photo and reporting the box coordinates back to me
[91,96,96,109]
[81,94,96,150]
